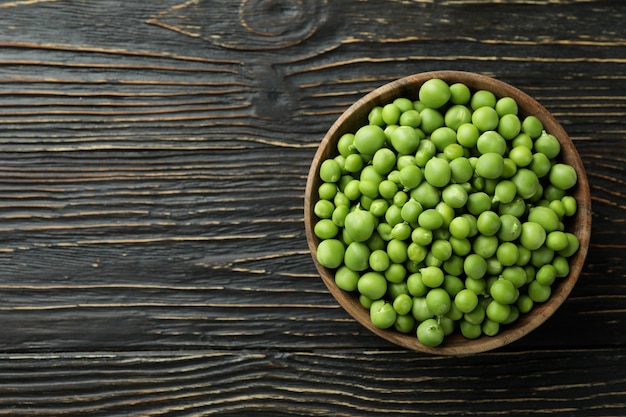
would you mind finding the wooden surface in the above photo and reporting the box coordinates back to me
[0,0,624,415]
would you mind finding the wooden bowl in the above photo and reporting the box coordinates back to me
[304,70,591,355]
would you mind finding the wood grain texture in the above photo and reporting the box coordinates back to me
[0,0,624,415]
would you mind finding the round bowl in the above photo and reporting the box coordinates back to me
[304,70,591,355]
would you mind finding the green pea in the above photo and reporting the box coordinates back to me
[493,180,517,204]
[418,208,444,230]
[393,293,414,316]
[390,125,421,155]
[385,204,403,227]
[353,124,387,155]
[367,231,385,251]
[512,132,533,149]
[501,157,518,179]
[501,265,527,288]
[399,109,422,127]
[486,300,511,323]
[482,318,500,337]
[334,265,359,291]
[516,294,534,314]
[314,219,339,239]
[382,103,402,125]
[394,314,416,334]
[475,153,504,179]
[368,198,389,217]
[449,82,471,105]
[411,226,433,246]
[391,222,412,241]
[344,207,376,242]
[528,280,551,303]
[399,164,423,190]
[407,273,428,297]
[385,263,407,284]
[490,278,518,305]
[549,163,578,190]
[432,239,453,261]
[314,199,335,219]
[441,184,468,209]
[498,214,522,242]
[477,131,507,155]
[464,253,488,279]
[444,104,472,130]
[449,216,471,239]
[522,115,544,138]
[419,108,445,134]
[410,182,441,209]
[357,271,387,300]
[359,294,373,309]
[319,159,342,183]
[499,196,527,218]
[435,201,456,228]
[318,182,337,201]
[511,168,540,199]
[371,148,397,175]
[401,199,423,224]
[443,143,465,161]
[449,157,474,183]
[417,318,445,347]
[460,320,482,339]
[536,264,557,286]
[419,78,451,109]
[426,288,452,316]
[443,254,465,277]
[520,221,547,250]
[316,239,345,269]
[508,145,533,167]
[344,153,364,173]
[497,113,521,140]
[455,288,479,313]
[467,191,493,216]
[558,233,580,257]
[331,205,349,227]
[553,255,570,277]
[534,131,561,159]
[393,190,409,207]
[465,277,487,296]
[528,206,560,233]
[496,242,519,267]
[464,302,486,325]
[342,241,370,272]
[471,89,497,110]
[562,196,578,216]
[424,157,451,188]
[476,211,502,237]
[529,152,552,178]
[472,106,500,132]
[495,96,518,116]
[378,179,398,200]
[473,235,499,259]
[387,239,408,264]
[337,133,357,157]
[430,127,458,152]
[421,265,445,288]
[370,299,397,329]
[343,179,361,201]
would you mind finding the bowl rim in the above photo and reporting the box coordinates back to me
[304,70,592,355]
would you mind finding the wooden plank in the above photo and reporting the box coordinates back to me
[0,348,624,416]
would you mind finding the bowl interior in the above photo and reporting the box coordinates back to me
[305,70,591,355]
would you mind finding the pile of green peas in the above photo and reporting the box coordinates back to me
[313,78,580,347]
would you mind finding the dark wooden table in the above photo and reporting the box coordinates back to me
[0,1,624,415]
